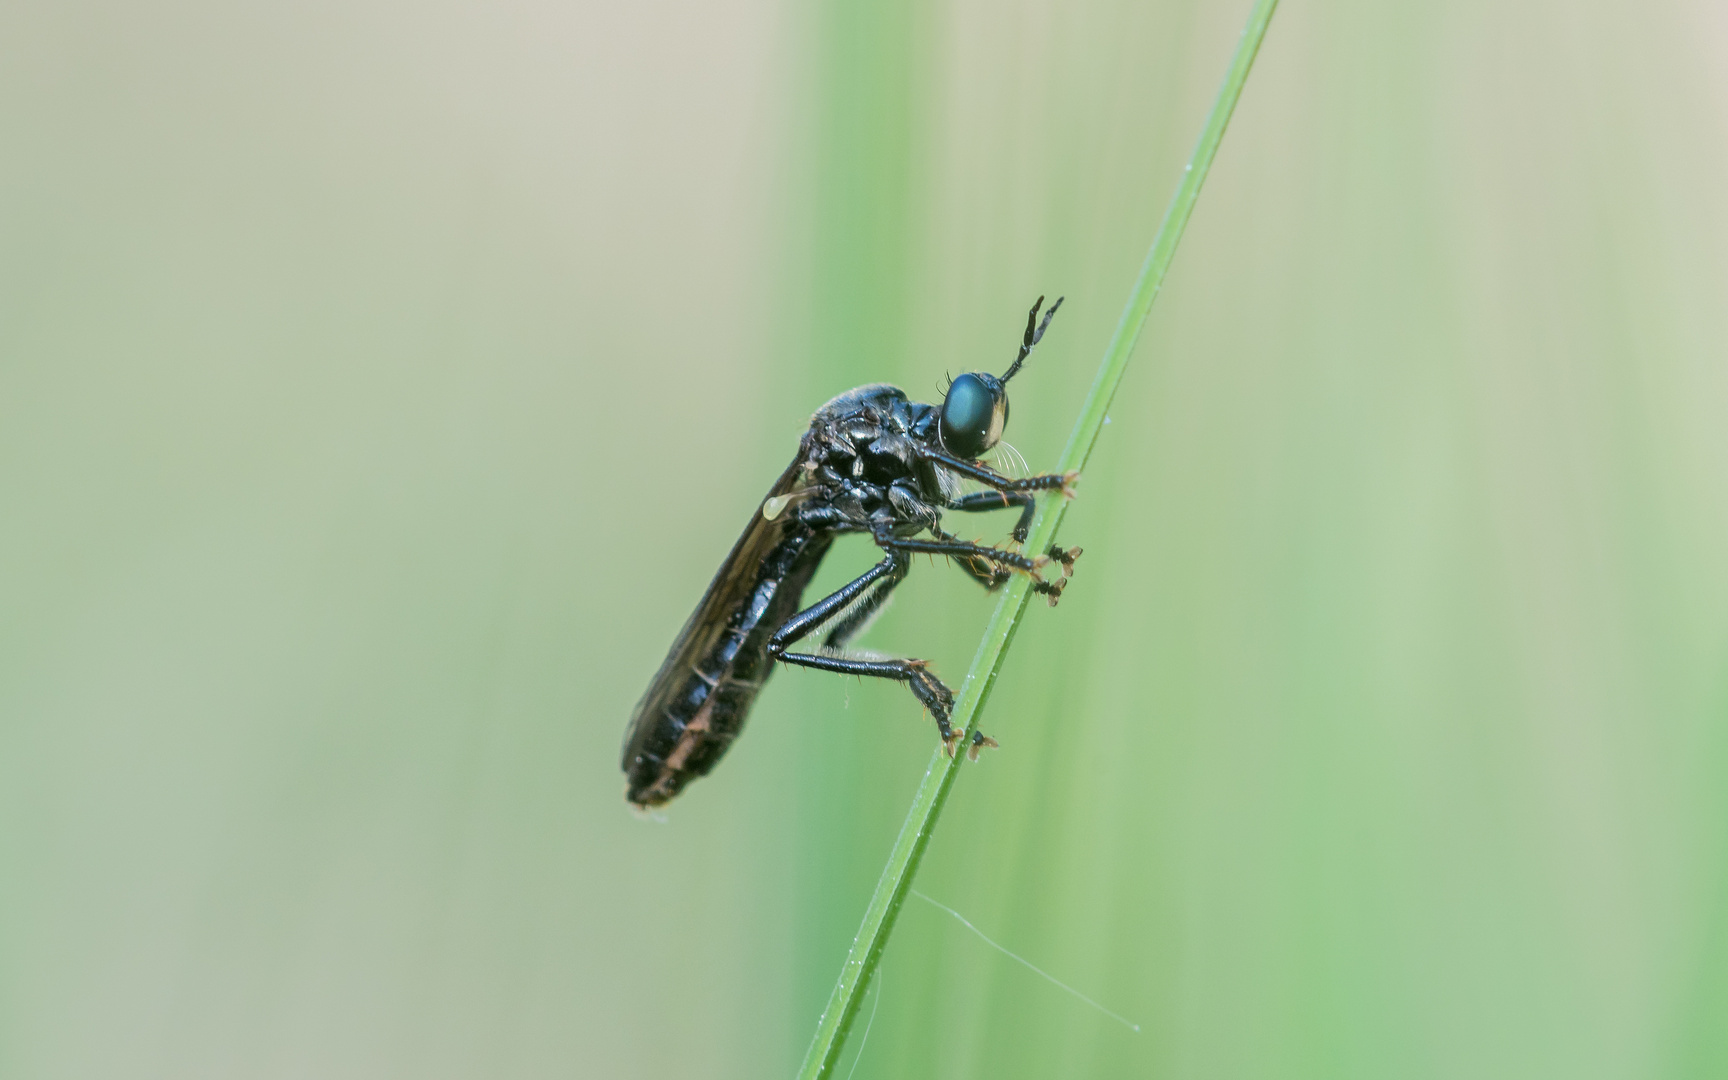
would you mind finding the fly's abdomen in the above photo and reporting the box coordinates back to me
[624,650,768,808]
[622,528,831,809]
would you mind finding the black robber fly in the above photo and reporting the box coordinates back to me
[622,298,1083,809]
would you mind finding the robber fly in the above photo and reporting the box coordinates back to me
[622,297,1083,809]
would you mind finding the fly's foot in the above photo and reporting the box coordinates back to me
[1032,576,1069,607]
[906,659,956,734]
[965,731,999,762]
[1047,544,1083,578]
[1031,544,1082,604]
[1060,470,1081,501]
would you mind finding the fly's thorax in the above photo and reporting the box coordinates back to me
[811,382,907,426]
[906,401,940,440]
[860,432,919,484]
[809,394,923,490]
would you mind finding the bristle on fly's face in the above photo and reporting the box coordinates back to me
[984,440,1030,480]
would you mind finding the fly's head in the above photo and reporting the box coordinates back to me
[937,294,1063,461]
[938,371,1009,460]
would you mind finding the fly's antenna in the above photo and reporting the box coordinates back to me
[1000,295,1064,383]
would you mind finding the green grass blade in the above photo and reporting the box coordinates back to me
[796,2,1280,1074]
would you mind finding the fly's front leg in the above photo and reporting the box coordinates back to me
[948,489,1037,544]
[767,551,966,752]
[916,445,1079,500]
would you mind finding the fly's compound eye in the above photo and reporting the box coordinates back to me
[939,372,1007,459]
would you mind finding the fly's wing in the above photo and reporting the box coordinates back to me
[620,454,811,771]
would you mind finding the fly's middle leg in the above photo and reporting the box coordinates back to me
[941,495,1083,603]
[916,445,1080,500]
[882,534,1045,573]
[924,522,1014,592]
[880,530,1081,606]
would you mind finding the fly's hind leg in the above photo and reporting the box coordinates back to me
[768,551,973,755]
[774,651,965,753]
[820,552,907,650]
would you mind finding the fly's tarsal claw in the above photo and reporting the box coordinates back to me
[1060,470,1081,500]
[966,731,999,762]
[942,730,965,758]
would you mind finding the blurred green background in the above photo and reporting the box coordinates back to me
[4,0,1727,1076]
